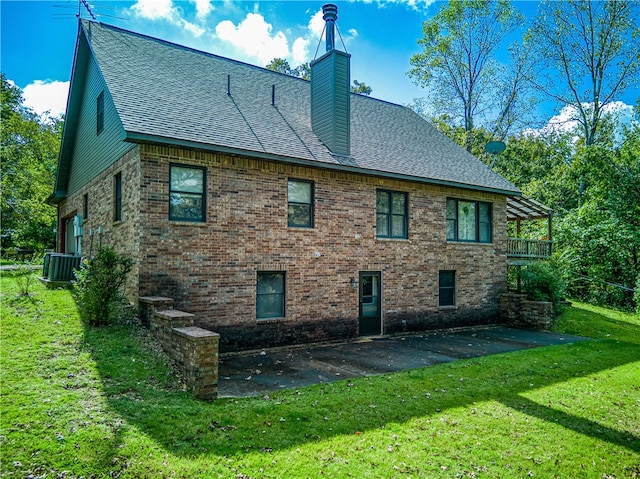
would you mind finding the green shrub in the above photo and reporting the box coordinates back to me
[520,260,567,314]
[73,247,135,326]
[12,255,42,298]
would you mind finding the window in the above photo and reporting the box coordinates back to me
[376,190,408,239]
[257,272,285,319]
[169,164,206,222]
[446,198,492,243]
[114,173,122,222]
[97,91,104,135]
[288,179,313,227]
[439,270,456,307]
[83,193,89,220]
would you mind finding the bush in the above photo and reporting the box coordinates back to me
[12,257,41,298]
[73,247,135,326]
[520,260,567,314]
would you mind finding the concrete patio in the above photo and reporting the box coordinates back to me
[218,326,588,397]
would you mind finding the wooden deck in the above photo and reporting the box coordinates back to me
[507,238,552,259]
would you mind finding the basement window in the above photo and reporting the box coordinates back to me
[256,272,285,320]
[169,164,206,222]
[439,270,456,307]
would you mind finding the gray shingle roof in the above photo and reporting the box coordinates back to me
[84,20,520,195]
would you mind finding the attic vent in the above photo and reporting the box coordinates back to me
[310,4,351,156]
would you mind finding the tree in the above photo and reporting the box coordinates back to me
[527,0,640,147]
[1,74,61,252]
[266,58,372,95]
[266,58,310,80]
[408,0,528,150]
[494,130,577,214]
[351,80,372,96]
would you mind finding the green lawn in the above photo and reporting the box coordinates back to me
[1,270,639,478]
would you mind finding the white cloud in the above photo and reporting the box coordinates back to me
[131,0,176,21]
[363,0,438,10]
[292,37,309,66]
[547,102,634,133]
[22,80,69,119]
[130,0,205,37]
[308,9,325,39]
[192,0,212,19]
[182,20,205,37]
[527,101,635,144]
[215,13,289,65]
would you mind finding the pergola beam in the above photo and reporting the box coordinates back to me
[507,196,552,221]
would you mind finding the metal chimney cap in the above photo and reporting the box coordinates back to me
[322,4,338,21]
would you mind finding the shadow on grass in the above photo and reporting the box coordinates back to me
[83,309,640,459]
[503,395,639,453]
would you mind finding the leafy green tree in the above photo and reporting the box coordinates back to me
[266,58,310,80]
[266,58,372,95]
[526,0,640,147]
[495,130,577,214]
[351,80,372,96]
[1,74,61,252]
[408,0,529,150]
[556,121,640,310]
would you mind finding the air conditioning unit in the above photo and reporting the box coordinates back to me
[45,253,82,282]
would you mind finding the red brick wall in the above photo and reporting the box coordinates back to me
[134,145,508,351]
[59,143,509,351]
[57,146,141,298]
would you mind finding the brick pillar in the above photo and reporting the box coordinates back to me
[173,327,220,400]
[138,296,174,327]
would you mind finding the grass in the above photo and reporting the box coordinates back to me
[1,270,639,478]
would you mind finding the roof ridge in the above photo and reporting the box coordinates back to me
[80,19,313,84]
[80,19,409,110]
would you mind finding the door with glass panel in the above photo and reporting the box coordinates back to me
[359,272,381,335]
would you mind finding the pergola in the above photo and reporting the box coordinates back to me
[506,196,553,263]
[507,195,553,239]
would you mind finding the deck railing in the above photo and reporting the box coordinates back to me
[507,238,553,259]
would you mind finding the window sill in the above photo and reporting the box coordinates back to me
[376,237,409,242]
[169,221,208,227]
[438,305,458,310]
[446,240,493,246]
[256,317,287,324]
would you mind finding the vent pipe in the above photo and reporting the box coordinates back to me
[323,4,338,52]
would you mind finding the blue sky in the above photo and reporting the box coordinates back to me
[0,0,530,116]
[1,0,636,127]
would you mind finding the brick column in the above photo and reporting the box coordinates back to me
[138,296,174,327]
[173,327,220,400]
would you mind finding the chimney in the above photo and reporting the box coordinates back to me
[310,4,351,156]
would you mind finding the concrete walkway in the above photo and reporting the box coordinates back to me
[218,326,588,398]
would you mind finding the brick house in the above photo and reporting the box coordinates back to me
[50,9,535,352]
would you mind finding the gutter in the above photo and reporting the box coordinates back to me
[124,131,522,198]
